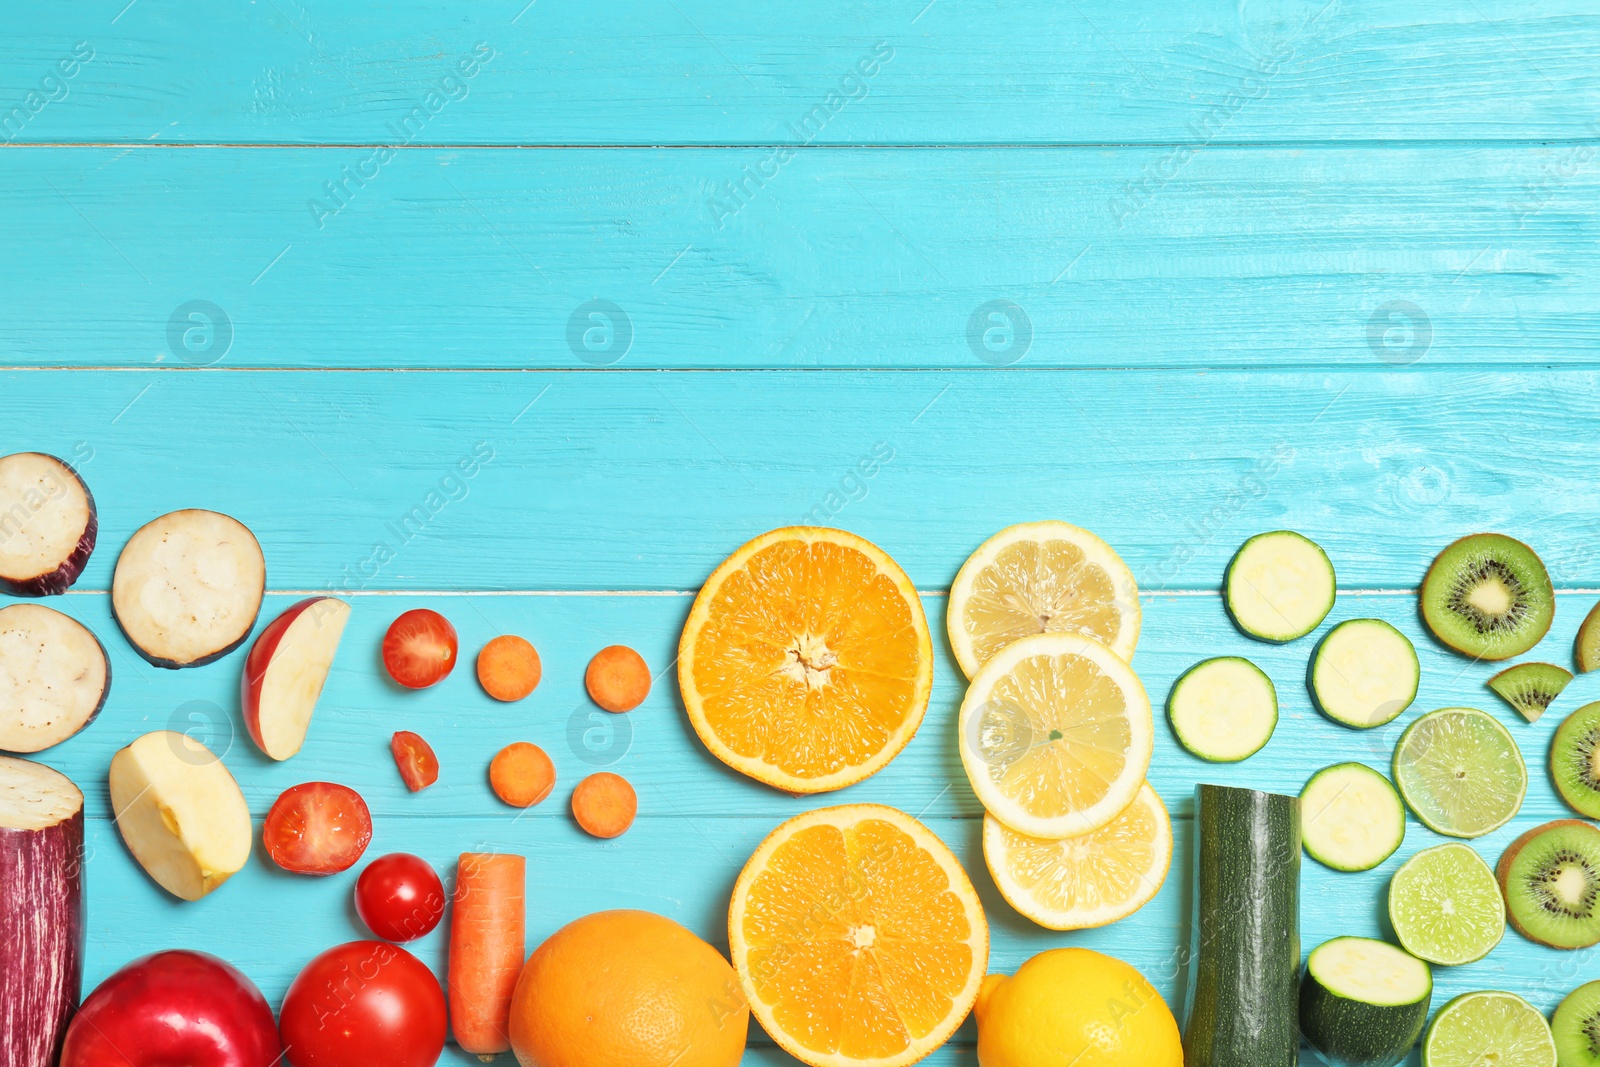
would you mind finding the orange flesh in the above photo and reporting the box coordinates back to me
[572,772,637,838]
[689,538,925,781]
[739,818,976,1060]
[488,742,555,808]
[585,645,651,712]
[477,635,541,701]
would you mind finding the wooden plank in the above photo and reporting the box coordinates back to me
[1,145,1597,368]
[8,367,1600,590]
[48,581,1588,1061]
[2,2,1599,145]
[32,591,1598,823]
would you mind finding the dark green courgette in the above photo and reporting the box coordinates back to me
[1299,936,1431,1067]
[1182,783,1301,1067]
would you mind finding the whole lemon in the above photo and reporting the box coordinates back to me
[975,947,1181,1067]
[509,910,748,1067]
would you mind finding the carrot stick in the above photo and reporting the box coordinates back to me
[448,852,526,1055]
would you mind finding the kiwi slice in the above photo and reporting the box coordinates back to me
[1420,533,1555,661]
[1496,819,1600,949]
[1554,980,1600,1067]
[1553,702,1600,818]
[1487,661,1573,723]
[1578,600,1600,673]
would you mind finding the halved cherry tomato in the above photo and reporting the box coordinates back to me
[356,853,445,942]
[263,782,373,875]
[382,609,458,689]
[391,730,440,792]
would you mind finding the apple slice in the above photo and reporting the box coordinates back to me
[108,731,251,901]
[0,452,96,597]
[242,597,351,760]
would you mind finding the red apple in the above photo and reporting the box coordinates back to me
[242,597,351,760]
[59,950,281,1067]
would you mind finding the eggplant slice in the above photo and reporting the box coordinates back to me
[0,605,110,754]
[0,755,85,1067]
[0,453,96,597]
[112,510,265,669]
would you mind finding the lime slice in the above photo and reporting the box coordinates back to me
[1388,843,1505,964]
[1392,707,1526,838]
[1423,991,1555,1067]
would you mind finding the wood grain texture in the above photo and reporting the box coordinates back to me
[1,146,1597,368]
[7,368,1600,591]
[1,1,1598,145]
[35,587,1599,1066]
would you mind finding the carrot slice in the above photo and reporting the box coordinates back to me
[572,772,637,838]
[584,645,650,712]
[477,635,541,702]
[489,742,555,808]
[448,852,526,1055]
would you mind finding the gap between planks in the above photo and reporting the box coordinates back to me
[6,139,1600,150]
[8,363,1600,374]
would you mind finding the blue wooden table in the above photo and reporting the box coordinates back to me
[5,3,1600,1063]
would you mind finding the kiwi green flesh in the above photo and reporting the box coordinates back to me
[1578,600,1600,673]
[1555,980,1600,1066]
[1497,820,1600,949]
[1421,533,1554,661]
[1553,703,1600,818]
[1488,661,1573,722]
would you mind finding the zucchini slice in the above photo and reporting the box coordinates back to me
[1225,531,1336,642]
[1300,936,1431,1067]
[1183,784,1300,1067]
[1167,657,1277,762]
[1311,619,1419,728]
[1300,763,1405,872]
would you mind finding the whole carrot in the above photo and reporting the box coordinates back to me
[449,852,526,1056]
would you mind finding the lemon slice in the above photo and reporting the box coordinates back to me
[958,631,1154,838]
[984,781,1171,929]
[948,521,1140,679]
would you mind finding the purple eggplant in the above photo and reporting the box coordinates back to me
[0,755,85,1067]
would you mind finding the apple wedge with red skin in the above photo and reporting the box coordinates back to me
[59,950,282,1067]
[242,597,351,761]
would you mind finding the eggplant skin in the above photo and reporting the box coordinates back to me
[112,593,263,670]
[0,808,85,1067]
[0,459,97,598]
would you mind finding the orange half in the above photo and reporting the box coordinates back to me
[729,805,989,1067]
[679,528,933,793]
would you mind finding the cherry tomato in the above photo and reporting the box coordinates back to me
[279,940,446,1067]
[390,730,440,792]
[263,782,372,875]
[382,609,458,689]
[355,853,445,942]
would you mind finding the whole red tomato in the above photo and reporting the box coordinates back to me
[382,609,458,689]
[356,853,445,942]
[279,941,446,1067]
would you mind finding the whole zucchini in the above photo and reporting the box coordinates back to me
[1182,783,1301,1067]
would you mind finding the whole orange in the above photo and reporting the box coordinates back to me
[509,910,747,1067]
